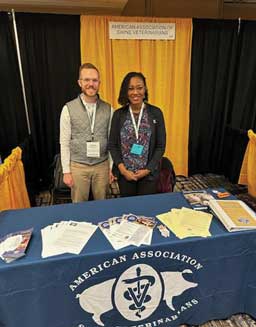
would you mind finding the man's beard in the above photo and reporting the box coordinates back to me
[84,87,98,97]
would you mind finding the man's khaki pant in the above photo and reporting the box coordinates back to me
[70,160,109,203]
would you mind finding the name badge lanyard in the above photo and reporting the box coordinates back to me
[129,105,144,142]
[87,105,96,141]
[80,96,97,141]
[79,96,97,141]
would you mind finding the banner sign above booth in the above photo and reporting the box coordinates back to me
[109,22,176,40]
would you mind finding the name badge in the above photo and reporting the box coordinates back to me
[130,143,144,155]
[86,141,100,158]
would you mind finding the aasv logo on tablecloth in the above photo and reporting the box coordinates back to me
[69,251,202,326]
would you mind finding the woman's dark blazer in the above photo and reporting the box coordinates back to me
[108,103,166,178]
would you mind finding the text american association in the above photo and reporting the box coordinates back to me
[69,250,203,291]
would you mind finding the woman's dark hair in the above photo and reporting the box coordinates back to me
[118,72,149,106]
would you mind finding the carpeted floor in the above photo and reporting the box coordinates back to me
[200,314,256,327]
[35,173,256,327]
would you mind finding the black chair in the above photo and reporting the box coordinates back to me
[50,154,71,204]
[157,157,176,193]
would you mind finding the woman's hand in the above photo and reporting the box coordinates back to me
[123,170,138,181]
[118,163,137,181]
[134,169,150,180]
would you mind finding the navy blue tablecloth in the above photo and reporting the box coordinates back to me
[0,192,256,327]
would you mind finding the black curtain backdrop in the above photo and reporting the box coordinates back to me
[221,21,256,182]
[230,21,256,130]
[189,19,248,183]
[0,12,28,159]
[16,13,80,187]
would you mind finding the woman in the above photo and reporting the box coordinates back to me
[109,72,166,197]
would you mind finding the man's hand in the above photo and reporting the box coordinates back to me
[134,169,150,180]
[63,173,74,188]
[109,170,116,184]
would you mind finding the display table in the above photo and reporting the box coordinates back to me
[0,192,256,327]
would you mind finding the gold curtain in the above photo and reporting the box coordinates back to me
[239,130,256,197]
[0,147,30,211]
[80,16,192,175]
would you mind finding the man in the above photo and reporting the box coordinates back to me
[60,63,114,202]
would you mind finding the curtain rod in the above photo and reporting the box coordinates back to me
[11,9,31,135]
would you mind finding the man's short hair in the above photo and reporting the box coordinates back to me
[79,63,100,78]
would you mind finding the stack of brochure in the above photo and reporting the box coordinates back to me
[0,228,33,263]
[209,199,256,232]
[98,213,156,250]
[41,221,97,258]
[183,190,214,210]
[156,207,212,239]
